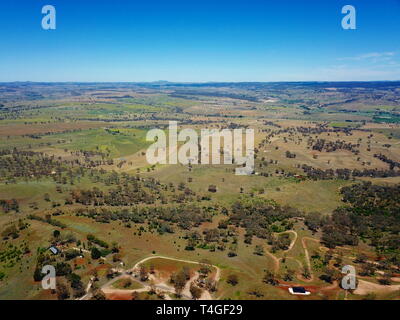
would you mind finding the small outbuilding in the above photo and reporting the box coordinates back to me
[48,246,60,255]
[288,286,310,295]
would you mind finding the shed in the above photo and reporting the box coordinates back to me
[288,286,310,295]
[49,246,59,255]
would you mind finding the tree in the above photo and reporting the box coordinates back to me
[68,273,83,288]
[185,238,196,251]
[283,269,295,282]
[263,270,279,286]
[1,224,19,239]
[226,274,238,286]
[334,253,343,267]
[72,285,85,298]
[378,273,392,285]
[199,259,211,275]
[323,251,333,265]
[91,247,101,260]
[190,283,203,300]
[33,267,43,281]
[56,281,70,300]
[65,249,80,261]
[360,263,376,277]
[355,253,368,264]
[131,291,139,300]
[123,279,132,288]
[139,265,148,281]
[320,268,340,284]
[112,253,122,262]
[304,211,322,232]
[204,278,217,292]
[91,289,106,300]
[149,280,156,294]
[302,267,311,280]
[111,241,119,253]
[182,266,191,280]
[91,269,99,281]
[248,288,264,298]
[254,245,264,256]
[55,262,72,276]
[67,273,85,298]
[106,267,116,279]
[172,270,187,297]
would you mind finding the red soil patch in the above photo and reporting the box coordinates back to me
[83,263,111,277]
[74,257,86,266]
[106,292,133,300]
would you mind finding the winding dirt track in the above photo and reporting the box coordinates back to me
[130,255,221,282]
[82,255,221,300]
[300,237,320,282]
[281,230,298,251]
[81,240,399,299]
[265,231,298,272]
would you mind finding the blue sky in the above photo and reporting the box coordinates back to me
[0,0,399,82]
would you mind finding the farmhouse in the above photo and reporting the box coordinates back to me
[48,246,60,255]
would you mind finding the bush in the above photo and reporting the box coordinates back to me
[227,274,238,286]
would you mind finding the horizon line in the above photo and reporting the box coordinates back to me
[1,80,400,84]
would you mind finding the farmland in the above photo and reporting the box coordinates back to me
[0,82,399,300]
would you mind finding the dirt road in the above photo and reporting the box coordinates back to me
[81,255,221,300]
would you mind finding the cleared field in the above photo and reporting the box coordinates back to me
[0,121,107,137]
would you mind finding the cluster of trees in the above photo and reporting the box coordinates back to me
[0,199,19,213]
[184,225,238,253]
[1,219,28,240]
[311,138,358,153]
[258,125,354,151]
[374,153,400,170]
[75,204,212,233]
[301,164,400,180]
[87,234,109,249]
[75,207,146,224]
[86,235,119,259]
[296,125,353,136]
[304,182,400,267]
[27,214,67,229]
[0,242,29,271]
[169,259,215,298]
[0,149,67,180]
[170,266,191,297]
[270,233,292,252]
[69,173,201,207]
[263,121,282,128]
[70,185,157,206]
[285,151,296,158]
[33,247,85,299]
[0,148,106,184]
[229,197,298,242]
